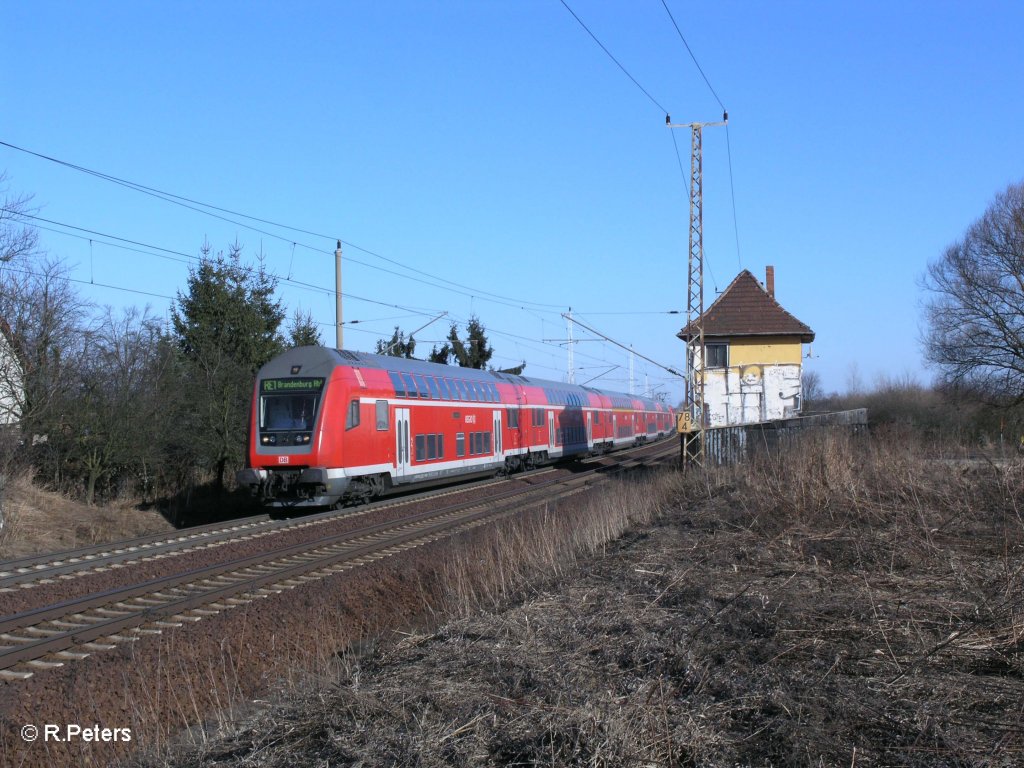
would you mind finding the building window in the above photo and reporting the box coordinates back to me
[705,343,728,368]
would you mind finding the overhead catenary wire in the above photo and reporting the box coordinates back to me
[3,206,557,320]
[3,208,449,320]
[0,139,566,312]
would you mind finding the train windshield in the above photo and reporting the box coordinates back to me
[258,377,325,431]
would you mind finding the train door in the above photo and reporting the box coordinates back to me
[395,407,411,478]
[492,409,503,461]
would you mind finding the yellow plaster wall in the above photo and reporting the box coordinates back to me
[724,337,803,366]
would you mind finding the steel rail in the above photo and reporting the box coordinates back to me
[0,437,660,589]
[0,444,673,675]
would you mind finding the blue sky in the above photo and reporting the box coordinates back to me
[2,1,1022,403]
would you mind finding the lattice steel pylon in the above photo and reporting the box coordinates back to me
[667,112,727,468]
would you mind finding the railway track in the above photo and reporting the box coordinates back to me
[0,439,675,680]
[0,473,521,593]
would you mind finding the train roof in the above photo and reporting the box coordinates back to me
[262,347,670,412]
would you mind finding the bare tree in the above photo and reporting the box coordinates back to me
[0,172,38,265]
[802,369,823,407]
[923,181,1024,402]
[0,254,91,437]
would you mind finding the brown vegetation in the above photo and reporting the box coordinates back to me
[0,472,173,560]
[126,430,1022,767]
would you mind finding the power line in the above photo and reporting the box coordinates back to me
[557,0,668,114]
[0,138,566,311]
[659,0,742,269]
[4,207,449,320]
[0,261,175,301]
[659,0,725,111]
[725,126,742,268]
[9,206,631,377]
[5,206,558,320]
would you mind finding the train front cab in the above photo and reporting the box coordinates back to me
[237,349,353,509]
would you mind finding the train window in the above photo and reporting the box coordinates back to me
[456,432,465,457]
[484,432,492,453]
[438,434,444,458]
[455,380,468,400]
[470,432,480,455]
[437,378,451,400]
[375,400,389,431]
[388,372,406,398]
[594,411,601,425]
[466,382,478,402]
[415,375,430,399]
[415,435,426,462]
[532,408,544,427]
[426,376,440,399]
[427,434,437,460]
[401,373,417,398]
[346,399,360,430]
[489,383,499,402]
[508,408,519,429]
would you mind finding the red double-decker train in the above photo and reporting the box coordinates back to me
[236,346,674,510]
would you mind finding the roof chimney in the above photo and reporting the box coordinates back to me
[766,265,775,299]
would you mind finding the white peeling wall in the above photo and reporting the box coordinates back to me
[701,363,803,427]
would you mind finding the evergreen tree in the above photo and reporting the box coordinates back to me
[376,326,417,358]
[287,308,323,347]
[429,315,493,369]
[171,242,285,492]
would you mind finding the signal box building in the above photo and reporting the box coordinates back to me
[677,267,814,427]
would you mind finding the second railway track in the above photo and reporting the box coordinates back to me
[0,439,674,680]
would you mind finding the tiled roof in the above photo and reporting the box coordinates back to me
[677,269,815,342]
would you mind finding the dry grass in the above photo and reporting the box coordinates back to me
[125,435,1024,765]
[0,471,174,560]
[119,471,671,766]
